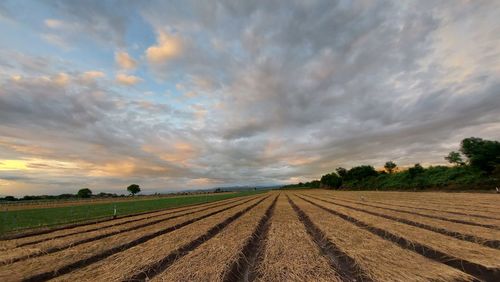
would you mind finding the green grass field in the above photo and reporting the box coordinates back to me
[0,190,265,236]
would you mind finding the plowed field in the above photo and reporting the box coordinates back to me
[1,190,498,281]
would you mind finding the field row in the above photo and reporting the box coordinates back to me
[0,191,262,235]
[0,190,498,281]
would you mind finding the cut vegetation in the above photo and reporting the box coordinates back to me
[0,190,498,281]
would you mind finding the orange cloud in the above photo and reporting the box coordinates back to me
[285,156,319,166]
[0,139,53,155]
[143,142,198,166]
[82,71,106,81]
[89,161,136,177]
[188,178,218,187]
[115,51,137,70]
[116,73,142,85]
[146,31,182,64]
[44,19,63,29]
[52,72,70,86]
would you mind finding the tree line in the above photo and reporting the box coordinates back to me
[1,184,141,202]
[282,137,500,191]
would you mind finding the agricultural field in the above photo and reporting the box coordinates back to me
[0,191,262,236]
[0,190,499,281]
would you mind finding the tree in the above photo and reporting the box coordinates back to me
[384,161,397,174]
[408,163,424,178]
[444,151,464,166]
[345,165,378,181]
[127,184,141,195]
[310,180,321,188]
[77,188,92,198]
[335,167,348,178]
[460,137,500,173]
[320,173,342,189]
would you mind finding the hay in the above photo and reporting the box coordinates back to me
[0,196,263,282]
[255,194,342,282]
[301,193,500,269]
[49,197,264,282]
[152,195,276,281]
[290,194,473,281]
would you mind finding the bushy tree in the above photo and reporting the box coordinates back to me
[320,172,342,189]
[309,180,321,188]
[445,151,464,166]
[345,165,378,181]
[408,163,424,178]
[77,188,92,198]
[127,184,141,195]
[335,167,348,178]
[384,161,397,174]
[460,137,500,174]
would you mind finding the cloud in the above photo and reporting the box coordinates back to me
[42,0,140,47]
[1,1,500,196]
[10,75,22,81]
[115,73,142,85]
[82,70,106,81]
[52,72,70,86]
[44,18,63,28]
[40,33,71,50]
[145,31,183,64]
[115,51,137,70]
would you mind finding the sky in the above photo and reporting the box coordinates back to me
[0,0,499,196]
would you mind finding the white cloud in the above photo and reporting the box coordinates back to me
[40,33,71,50]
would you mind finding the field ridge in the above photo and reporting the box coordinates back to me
[328,196,499,230]
[20,196,265,282]
[222,194,279,281]
[314,195,500,250]
[123,195,271,281]
[11,195,252,249]
[297,194,500,282]
[288,195,372,282]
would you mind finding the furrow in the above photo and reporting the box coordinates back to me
[252,194,343,282]
[49,197,265,282]
[122,196,271,281]
[290,194,473,281]
[354,199,500,221]
[0,196,254,265]
[327,196,500,230]
[288,196,372,282]
[0,194,252,242]
[297,194,500,282]
[150,195,278,282]
[0,196,264,282]
[221,195,278,282]
[326,191,499,213]
[10,195,251,249]
[313,195,500,249]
